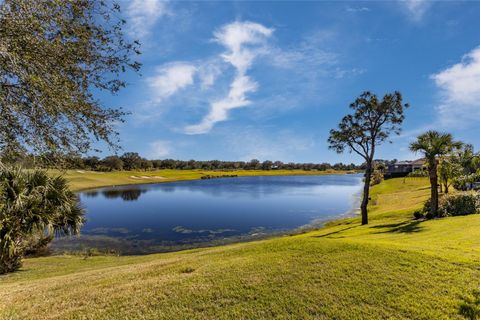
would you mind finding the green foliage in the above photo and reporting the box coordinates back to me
[454,173,480,191]
[408,169,428,177]
[370,168,384,186]
[0,166,84,273]
[437,192,480,218]
[0,0,140,155]
[410,131,462,162]
[438,157,463,193]
[328,91,408,224]
[328,91,408,158]
[410,131,463,216]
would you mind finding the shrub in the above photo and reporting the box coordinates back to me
[408,169,428,178]
[437,192,480,217]
[0,166,84,274]
[422,192,480,218]
[413,211,424,220]
[454,173,480,191]
[370,169,384,186]
[422,198,433,216]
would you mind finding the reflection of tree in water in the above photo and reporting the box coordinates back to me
[101,188,148,201]
[83,191,99,198]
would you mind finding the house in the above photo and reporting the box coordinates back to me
[385,158,426,179]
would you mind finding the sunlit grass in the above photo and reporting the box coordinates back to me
[1,177,479,319]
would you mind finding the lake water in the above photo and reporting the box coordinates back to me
[52,174,363,254]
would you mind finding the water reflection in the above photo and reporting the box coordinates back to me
[101,188,148,201]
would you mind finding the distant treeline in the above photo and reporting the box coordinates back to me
[1,152,371,172]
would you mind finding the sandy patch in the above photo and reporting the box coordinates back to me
[129,175,166,180]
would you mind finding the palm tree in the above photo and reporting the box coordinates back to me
[409,131,462,217]
[0,166,84,274]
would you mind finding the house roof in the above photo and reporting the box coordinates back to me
[389,158,426,166]
[411,158,426,165]
[395,161,412,166]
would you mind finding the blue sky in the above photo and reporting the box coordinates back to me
[97,1,480,164]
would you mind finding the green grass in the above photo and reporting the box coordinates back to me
[61,169,350,191]
[1,177,480,319]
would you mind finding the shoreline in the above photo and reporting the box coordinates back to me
[64,169,359,192]
[55,172,364,256]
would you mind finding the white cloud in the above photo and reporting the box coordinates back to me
[400,0,433,21]
[431,46,480,127]
[197,59,223,89]
[185,75,258,134]
[346,6,371,12]
[147,62,197,102]
[149,140,171,158]
[127,0,170,39]
[184,21,273,134]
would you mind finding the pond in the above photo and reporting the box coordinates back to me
[52,174,363,254]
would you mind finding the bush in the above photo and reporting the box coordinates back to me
[413,211,424,220]
[437,192,480,217]
[0,166,84,274]
[453,173,480,191]
[422,198,433,216]
[422,192,480,218]
[370,169,384,186]
[408,169,428,178]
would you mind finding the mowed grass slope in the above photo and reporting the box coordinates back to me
[1,178,480,319]
[62,169,348,191]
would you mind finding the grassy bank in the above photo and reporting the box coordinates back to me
[1,177,480,319]
[61,169,350,191]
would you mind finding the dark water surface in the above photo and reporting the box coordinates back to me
[53,174,363,254]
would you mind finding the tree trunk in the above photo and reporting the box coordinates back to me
[444,182,449,194]
[428,160,439,217]
[360,162,372,225]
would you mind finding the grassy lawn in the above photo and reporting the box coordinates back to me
[1,177,480,319]
[61,169,350,191]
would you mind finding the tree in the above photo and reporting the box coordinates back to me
[120,152,143,170]
[0,0,140,156]
[247,159,260,170]
[262,160,273,170]
[84,156,100,170]
[409,131,462,217]
[0,166,84,273]
[438,156,462,194]
[102,155,123,171]
[328,91,408,225]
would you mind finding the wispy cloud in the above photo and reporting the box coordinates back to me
[147,62,197,102]
[149,140,171,158]
[269,30,337,70]
[197,58,224,90]
[431,46,480,127]
[346,6,371,13]
[133,21,352,133]
[127,0,170,39]
[184,21,273,134]
[400,0,433,21]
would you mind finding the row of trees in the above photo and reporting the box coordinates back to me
[0,151,364,172]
